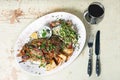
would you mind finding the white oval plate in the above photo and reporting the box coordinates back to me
[14,12,86,76]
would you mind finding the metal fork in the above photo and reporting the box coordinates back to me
[87,34,94,76]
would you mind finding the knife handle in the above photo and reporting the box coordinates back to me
[87,58,92,76]
[96,56,100,76]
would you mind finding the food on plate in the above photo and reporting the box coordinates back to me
[30,32,38,39]
[17,19,78,71]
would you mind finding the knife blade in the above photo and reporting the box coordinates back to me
[95,30,101,76]
[95,31,100,55]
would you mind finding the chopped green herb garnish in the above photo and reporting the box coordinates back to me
[58,20,78,46]
[26,53,31,56]
[40,42,46,49]
[39,63,46,68]
[36,55,42,59]
[42,29,47,38]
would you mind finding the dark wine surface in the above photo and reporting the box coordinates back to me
[88,4,104,17]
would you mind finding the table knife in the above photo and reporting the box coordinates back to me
[95,30,101,76]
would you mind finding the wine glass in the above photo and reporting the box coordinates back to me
[84,2,105,24]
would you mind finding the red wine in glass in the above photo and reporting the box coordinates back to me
[84,2,104,24]
[88,4,104,17]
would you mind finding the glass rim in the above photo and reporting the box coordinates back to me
[89,2,104,10]
[88,2,105,18]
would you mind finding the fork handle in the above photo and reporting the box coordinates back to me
[87,58,92,76]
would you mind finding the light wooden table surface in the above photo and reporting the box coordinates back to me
[0,0,120,80]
